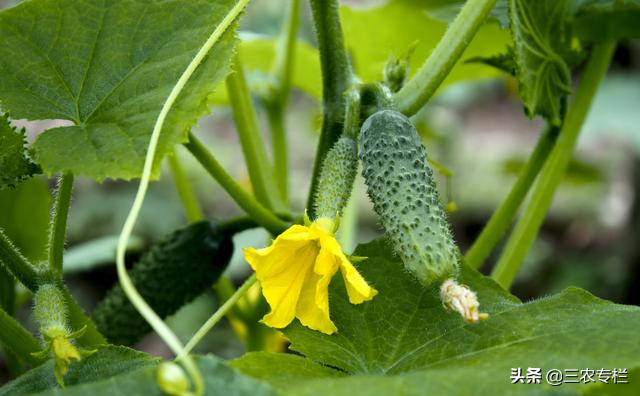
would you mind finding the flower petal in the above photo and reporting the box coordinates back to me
[338,256,378,304]
[244,230,319,329]
[295,249,338,334]
[318,230,378,305]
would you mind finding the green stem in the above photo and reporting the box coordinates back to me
[0,228,40,291]
[306,0,353,217]
[271,0,300,105]
[266,108,289,205]
[48,172,74,275]
[0,228,105,346]
[180,274,257,358]
[226,56,283,212]
[185,133,289,235]
[465,124,560,269]
[168,152,204,223]
[491,41,616,289]
[393,0,497,116]
[263,0,301,205]
[0,306,45,366]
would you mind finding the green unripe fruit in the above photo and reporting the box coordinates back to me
[360,110,459,286]
[314,136,358,220]
[33,284,68,333]
[92,221,233,345]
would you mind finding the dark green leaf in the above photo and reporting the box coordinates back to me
[0,346,159,396]
[0,114,40,189]
[24,354,274,396]
[573,0,640,40]
[0,0,239,180]
[510,0,573,125]
[0,177,51,261]
[466,47,517,75]
[234,239,640,395]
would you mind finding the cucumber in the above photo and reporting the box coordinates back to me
[360,109,458,287]
[314,136,358,220]
[360,109,487,323]
[92,221,233,345]
[33,284,68,334]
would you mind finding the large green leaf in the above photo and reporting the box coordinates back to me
[0,114,40,189]
[233,239,640,395]
[0,0,238,180]
[22,354,275,396]
[340,0,510,90]
[0,346,159,396]
[509,0,573,125]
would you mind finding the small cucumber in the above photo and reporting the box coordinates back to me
[360,109,458,287]
[92,221,233,345]
[314,136,358,221]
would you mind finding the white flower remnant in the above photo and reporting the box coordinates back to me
[440,279,489,323]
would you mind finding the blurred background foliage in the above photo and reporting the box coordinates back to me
[0,0,639,383]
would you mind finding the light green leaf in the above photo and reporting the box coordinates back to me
[234,239,640,395]
[0,0,239,180]
[509,0,573,125]
[340,0,511,91]
[62,235,144,274]
[209,34,322,104]
[0,114,40,189]
[0,346,159,396]
[22,354,275,396]
[0,177,51,261]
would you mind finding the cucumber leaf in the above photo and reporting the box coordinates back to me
[0,346,159,396]
[0,115,40,189]
[16,354,274,396]
[0,0,239,181]
[233,239,640,395]
[509,0,573,125]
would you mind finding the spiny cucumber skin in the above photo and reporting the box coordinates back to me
[34,284,68,332]
[314,136,358,220]
[91,221,233,346]
[360,110,458,286]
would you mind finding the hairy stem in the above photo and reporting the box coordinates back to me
[168,152,204,223]
[226,56,283,212]
[0,228,40,291]
[48,172,74,275]
[465,124,560,269]
[0,306,44,366]
[180,274,257,357]
[393,0,497,116]
[491,41,616,289]
[306,0,353,216]
[185,133,289,235]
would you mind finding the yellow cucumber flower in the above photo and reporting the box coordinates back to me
[243,217,377,334]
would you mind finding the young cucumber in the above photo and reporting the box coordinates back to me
[360,109,487,323]
[314,136,358,221]
[92,221,233,345]
[360,109,458,285]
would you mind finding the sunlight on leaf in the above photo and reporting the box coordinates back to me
[0,0,239,180]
